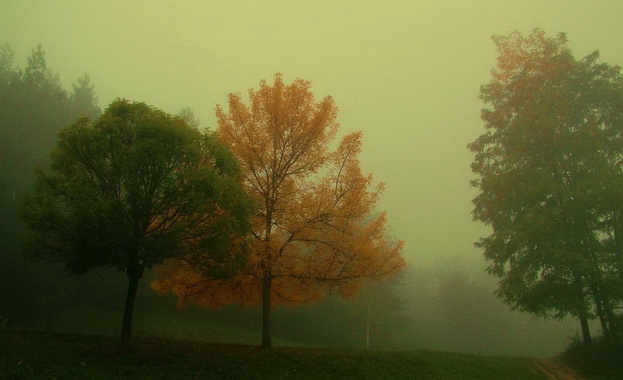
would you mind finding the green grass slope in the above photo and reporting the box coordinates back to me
[0,330,548,380]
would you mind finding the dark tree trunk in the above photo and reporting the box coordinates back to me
[608,308,620,341]
[573,275,592,345]
[261,273,272,349]
[591,283,611,341]
[366,296,372,350]
[121,265,144,343]
[579,314,592,346]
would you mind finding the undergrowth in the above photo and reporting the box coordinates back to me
[562,334,623,379]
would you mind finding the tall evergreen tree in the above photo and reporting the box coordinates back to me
[70,73,101,120]
[0,43,101,326]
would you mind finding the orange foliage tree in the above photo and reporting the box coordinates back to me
[153,74,405,348]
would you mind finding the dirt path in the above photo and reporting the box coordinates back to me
[534,358,584,380]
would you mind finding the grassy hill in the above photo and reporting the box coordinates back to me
[0,329,551,380]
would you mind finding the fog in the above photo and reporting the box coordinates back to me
[1,0,620,357]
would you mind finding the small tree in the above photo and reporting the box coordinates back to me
[22,99,253,342]
[154,74,405,348]
[69,73,101,120]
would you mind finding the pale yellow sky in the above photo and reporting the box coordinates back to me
[2,0,623,265]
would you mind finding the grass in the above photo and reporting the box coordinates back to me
[37,303,303,347]
[0,329,548,380]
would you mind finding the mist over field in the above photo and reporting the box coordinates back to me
[2,0,622,362]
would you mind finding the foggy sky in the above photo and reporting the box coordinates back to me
[2,0,623,266]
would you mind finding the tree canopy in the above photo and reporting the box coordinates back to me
[469,29,623,344]
[153,74,405,348]
[22,99,253,342]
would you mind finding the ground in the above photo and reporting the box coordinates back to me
[534,358,584,380]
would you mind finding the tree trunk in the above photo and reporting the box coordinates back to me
[366,294,373,350]
[121,265,144,343]
[261,273,272,349]
[591,283,611,341]
[607,306,620,341]
[579,314,592,346]
[573,275,592,346]
[366,308,370,350]
[612,214,623,308]
[608,213,623,307]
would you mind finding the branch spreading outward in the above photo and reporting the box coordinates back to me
[152,75,405,327]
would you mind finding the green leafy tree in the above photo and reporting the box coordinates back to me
[22,99,253,342]
[469,29,623,344]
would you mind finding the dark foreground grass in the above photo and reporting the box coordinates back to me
[0,330,548,380]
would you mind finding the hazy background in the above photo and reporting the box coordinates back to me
[2,0,623,356]
[2,0,623,265]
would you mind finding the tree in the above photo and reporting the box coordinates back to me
[24,44,56,88]
[69,73,101,120]
[0,44,102,327]
[153,74,405,348]
[469,29,623,344]
[267,274,407,350]
[0,43,16,84]
[1,45,68,198]
[350,275,407,350]
[177,107,200,129]
[22,99,253,342]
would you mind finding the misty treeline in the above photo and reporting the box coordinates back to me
[0,43,101,326]
[470,28,623,358]
[0,43,568,357]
